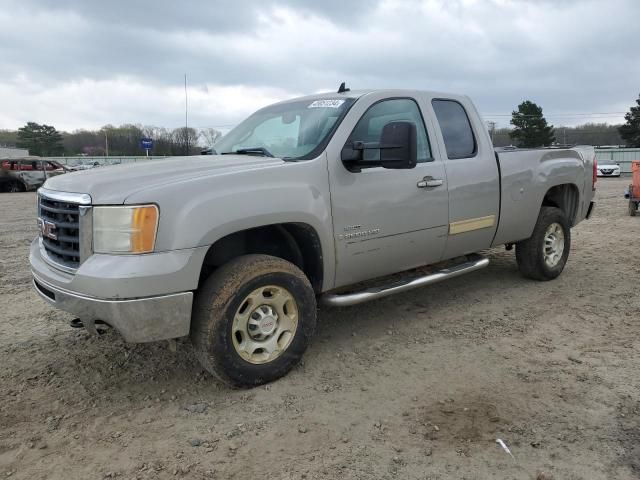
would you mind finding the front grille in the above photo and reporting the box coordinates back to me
[39,195,81,268]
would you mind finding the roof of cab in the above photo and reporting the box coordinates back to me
[273,88,469,106]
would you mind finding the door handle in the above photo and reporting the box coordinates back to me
[417,176,443,188]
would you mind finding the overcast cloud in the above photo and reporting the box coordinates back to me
[1,0,639,131]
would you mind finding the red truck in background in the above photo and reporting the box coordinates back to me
[0,158,68,192]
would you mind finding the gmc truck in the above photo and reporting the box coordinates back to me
[30,88,597,387]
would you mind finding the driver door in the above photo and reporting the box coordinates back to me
[327,95,449,288]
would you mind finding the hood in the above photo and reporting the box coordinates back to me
[43,155,285,204]
[598,164,620,169]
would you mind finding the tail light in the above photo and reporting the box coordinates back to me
[592,156,597,191]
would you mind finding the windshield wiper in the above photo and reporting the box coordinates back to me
[222,147,274,157]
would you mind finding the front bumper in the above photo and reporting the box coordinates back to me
[30,238,208,342]
[597,170,621,177]
[32,273,193,342]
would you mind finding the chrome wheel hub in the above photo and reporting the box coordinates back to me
[248,305,278,339]
[232,285,298,364]
[543,222,565,268]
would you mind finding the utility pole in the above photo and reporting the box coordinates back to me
[184,74,189,156]
[487,121,496,144]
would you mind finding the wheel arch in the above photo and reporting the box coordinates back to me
[198,222,324,294]
[541,183,580,226]
[7,176,28,192]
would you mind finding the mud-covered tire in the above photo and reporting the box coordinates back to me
[629,200,637,217]
[190,254,316,387]
[515,206,570,281]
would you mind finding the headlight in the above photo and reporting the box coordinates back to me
[93,205,159,254]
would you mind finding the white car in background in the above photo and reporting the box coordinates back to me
[597,163,621,177]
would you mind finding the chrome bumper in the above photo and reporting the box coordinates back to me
[32,273,193,343]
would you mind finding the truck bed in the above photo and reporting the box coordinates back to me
[491,146,595,247]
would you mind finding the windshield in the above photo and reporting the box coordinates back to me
[215,97,356,160]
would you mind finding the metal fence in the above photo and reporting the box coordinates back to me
[40,156,168,167]
[595,149,639,175]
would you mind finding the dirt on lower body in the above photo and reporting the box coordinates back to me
[1,178,639,479]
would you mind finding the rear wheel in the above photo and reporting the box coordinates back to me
[516,206,570,281]
[629,200,637,217]
[190,254,317,387]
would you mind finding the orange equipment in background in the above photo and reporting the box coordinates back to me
[629,161,640,216]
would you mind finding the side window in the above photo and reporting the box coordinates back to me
[347,98,432,163]
[431,99,476,159]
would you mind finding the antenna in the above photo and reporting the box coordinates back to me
[337,82,350,93]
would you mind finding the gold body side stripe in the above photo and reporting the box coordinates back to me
[449,215,496,235]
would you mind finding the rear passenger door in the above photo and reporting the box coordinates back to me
[429,98,500,259]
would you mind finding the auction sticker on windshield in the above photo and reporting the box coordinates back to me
[308,99,345,108]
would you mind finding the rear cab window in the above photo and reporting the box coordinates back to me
[432,99,477,159]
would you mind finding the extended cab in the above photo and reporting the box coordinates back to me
[30,89,596,386]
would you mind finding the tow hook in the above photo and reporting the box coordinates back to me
[69,318,84,328]
[69,318,108,335]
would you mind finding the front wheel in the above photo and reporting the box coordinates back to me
[9,181,25,193]
[630,200,637,217]
[516,206,570,281]
[190,254,317,387]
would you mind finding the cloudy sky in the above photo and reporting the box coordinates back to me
[1,0,639,131]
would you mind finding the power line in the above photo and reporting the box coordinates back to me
[192,113,626,130]
[191,124,237,129]
[484,112,626,118]
[493,128,621,134]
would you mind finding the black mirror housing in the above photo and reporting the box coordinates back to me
[340,121,418,171]
[379,121,417,169]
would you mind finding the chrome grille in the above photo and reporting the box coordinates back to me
[38,194,81,268]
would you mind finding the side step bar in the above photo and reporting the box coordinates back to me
[321,254,489,307]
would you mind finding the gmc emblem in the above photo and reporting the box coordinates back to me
[38,218,58,240]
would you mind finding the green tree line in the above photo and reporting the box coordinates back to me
[492,93,640,148]
[0,124,221,156]
[491,123,625,148]
[2,92,640,155]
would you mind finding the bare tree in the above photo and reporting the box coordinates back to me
[199,128,222,148]
[172,127,200,155]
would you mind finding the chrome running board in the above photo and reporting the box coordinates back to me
[321,254,489,307]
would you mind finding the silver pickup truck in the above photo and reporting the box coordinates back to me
[30,88,596,386]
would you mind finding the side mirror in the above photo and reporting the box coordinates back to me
[379,121,417,169]
[340,121,418,171]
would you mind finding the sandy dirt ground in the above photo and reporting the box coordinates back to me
[0,178,639,480]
